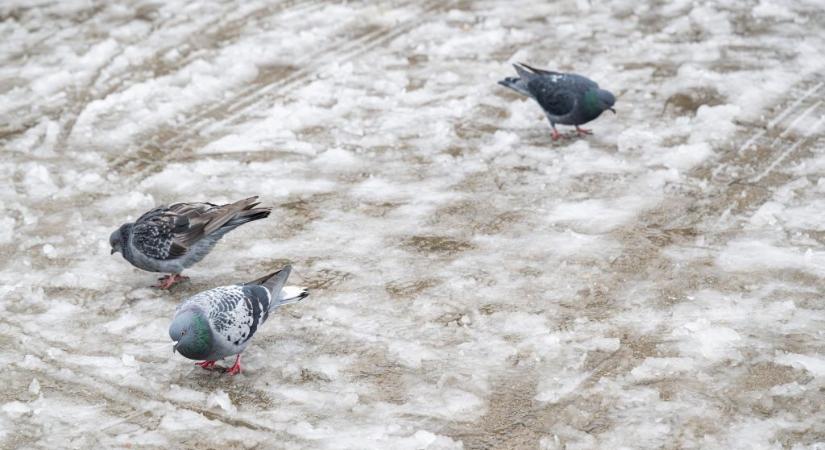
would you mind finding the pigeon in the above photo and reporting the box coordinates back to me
[110,197,271,289]
[498,63,616,140]
[169,265,308,375]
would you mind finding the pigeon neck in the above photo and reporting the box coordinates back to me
[120,224,134,259]
[582,90,603,117]
[176,311,213,360]
[190,313,212,356]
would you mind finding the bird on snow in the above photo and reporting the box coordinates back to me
[109,197,271,289]
[498,63,616,141]
[169,265,308,375]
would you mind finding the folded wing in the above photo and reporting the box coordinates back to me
[131,197,269,261]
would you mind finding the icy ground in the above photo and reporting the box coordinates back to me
[1,0,825,448]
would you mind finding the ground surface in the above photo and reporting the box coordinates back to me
[1,0,825,448]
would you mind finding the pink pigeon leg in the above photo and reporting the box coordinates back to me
[156,274,189,289]
[575,125,593,136]
[226,354,242,376]
[195,360,217,370]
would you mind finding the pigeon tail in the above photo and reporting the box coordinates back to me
[276,285,310,307]
[512,62,536,80]
[498,77,531,97]
[223,209,270,229]
[247,265,291,290]
[515,62,561,77]
[222,199,271,229]
[246,265,308,310]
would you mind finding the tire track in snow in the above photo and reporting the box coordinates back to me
[1,322,297,443]
[690,75,825,230]
[579,74,825,434]
[113,0,450,182]
[446,73,825,448]
[0,1,321,145]
[56,0,325,149]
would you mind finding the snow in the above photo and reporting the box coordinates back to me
[2,0,825,448]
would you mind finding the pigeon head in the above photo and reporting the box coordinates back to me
[597,89,616,113]
[170,309,213,360]
[583,88,616,117]
[109,224,131,255]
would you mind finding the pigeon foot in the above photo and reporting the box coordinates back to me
[226,354,242,376]
[157,274,189,289]
[575,126,593,136]
[196,360,217,370]
[551,128,562,141]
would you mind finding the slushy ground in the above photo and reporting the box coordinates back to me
[1,0,825,448]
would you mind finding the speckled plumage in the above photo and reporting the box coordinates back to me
[498,63,616,137]
[169,265,308,365]
[110,197,271,281]
[179,285,267,359]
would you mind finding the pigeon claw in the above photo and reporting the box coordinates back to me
[226,354,242,376]
[196,360,217,370]
[156,274,189,289]
[575,126,593,136]
[551,129,562,141]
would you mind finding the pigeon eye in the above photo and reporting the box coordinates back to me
[181,330,187,336]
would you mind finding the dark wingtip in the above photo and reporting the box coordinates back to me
[246,264,292,287]
[243,209,271,222]
[276,264,293,282]
[512,62,531,75]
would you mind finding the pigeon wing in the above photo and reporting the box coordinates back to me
[132,197,264,260]
[131,207,190,260]
[166,197,263,248]
[528,78,577,117]
[201,286,268,347]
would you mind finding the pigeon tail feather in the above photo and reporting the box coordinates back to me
[512,62,537,80]
[498,77,531,97]
[224,208,271,229]
[275,285,309,307]
[517,62,561,77]
[245,265,308,310]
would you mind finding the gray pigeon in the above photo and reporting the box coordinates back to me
[169,265,308,375]
[110,197,271,289]
[498,63,616,140]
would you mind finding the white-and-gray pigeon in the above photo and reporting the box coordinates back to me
[169,265,308,375]
[109,197,271,289]
[498,63,616,140]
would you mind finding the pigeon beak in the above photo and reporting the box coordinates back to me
[173,342,178,355]
[609,107,616,114]
[110,248,117,255]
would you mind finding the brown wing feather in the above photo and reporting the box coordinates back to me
[202,197,260,236]
[165,202,214,247]
[131,197,267,260]
[168,197,263,248]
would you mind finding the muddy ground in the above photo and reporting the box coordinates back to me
[1,0,825,448]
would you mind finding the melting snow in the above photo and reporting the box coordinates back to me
[2,0,825,448]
